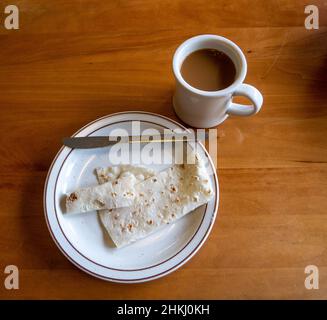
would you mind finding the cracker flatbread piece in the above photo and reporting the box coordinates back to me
[97,157,214,247]
[65,174,137,214]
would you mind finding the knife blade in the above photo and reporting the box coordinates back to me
[63,132,208,149]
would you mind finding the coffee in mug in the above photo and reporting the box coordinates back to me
[181,49,236,91]
[172,35,263,128]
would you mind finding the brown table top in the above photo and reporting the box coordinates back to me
[1,0,327,299]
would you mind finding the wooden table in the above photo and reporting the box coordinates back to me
[1,0,327,299]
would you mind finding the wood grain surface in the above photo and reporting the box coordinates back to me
[1,0,327,299]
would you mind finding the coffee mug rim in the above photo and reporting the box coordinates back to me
[173,34,247,97]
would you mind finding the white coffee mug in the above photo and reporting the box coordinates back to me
[172,34,263,128]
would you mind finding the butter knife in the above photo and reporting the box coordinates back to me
[63,132,208,149]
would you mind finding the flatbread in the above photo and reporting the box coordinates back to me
[65,173,137,214]
[97,155,214,247]
[96,165,156,246]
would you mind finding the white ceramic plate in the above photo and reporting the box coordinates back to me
[44,111,219,283]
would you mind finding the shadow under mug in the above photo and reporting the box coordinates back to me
[172,34,263,128]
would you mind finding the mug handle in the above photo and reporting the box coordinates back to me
[226,83,263,116]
